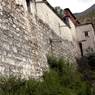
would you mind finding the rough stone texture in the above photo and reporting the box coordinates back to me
[0,0,79,79]
[0,0,42,78]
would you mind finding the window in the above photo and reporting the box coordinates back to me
[26,0,30,6]
[79,42,83,56]
[63,16,71,28]
[84,31,89,37]
[26,0,31,12]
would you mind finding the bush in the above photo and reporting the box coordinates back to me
[0,56,94,95]
[47,56,92,95]
[87,53,95,69]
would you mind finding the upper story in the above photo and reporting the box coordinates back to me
[63,8,80,26]
[15,0,77,42]
[76,23,95,42]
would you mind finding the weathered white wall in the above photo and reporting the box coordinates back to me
[0,0,80,79]
[76,24,95,55]
[34,1,80,57]
[35,2,74,41]
[35,1,80,58]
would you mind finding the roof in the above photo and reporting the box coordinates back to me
[77,23,94,26]
[77,23,95,31]
[36,0,70,27]
[64,8,76,19]
[36,0,79,27]
[64,8,80,25]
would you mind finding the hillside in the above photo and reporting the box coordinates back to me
[75,4,95,29]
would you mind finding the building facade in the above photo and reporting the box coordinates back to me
[63,8,95,56]
[0,0,94,79]
[76,23,95,56]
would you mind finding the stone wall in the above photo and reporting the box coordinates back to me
[0,0,45,79]
[0,0,79,79]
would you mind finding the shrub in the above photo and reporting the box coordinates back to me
[47,56,92,95]
[0,56,94,95]
[87,53,95,69]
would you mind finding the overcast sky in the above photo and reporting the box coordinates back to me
[47,0,95,13]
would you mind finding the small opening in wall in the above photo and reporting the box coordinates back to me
[79,42,83,56]
[26,0,31,12]
[84,31,89,37]
[26,0,30,6]
[63,16,71,28]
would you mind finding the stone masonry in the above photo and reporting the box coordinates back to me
[0,0,80,79]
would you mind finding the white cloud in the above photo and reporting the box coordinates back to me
[78,0,94,3]
[47,0,95,13]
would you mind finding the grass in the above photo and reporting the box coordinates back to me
[0,56,94,95]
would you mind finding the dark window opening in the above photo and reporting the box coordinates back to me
[26,0,30,6]
[63,16,71,28]
[26,0,31,12]
[79,42,83,56]
[84,31,89,37]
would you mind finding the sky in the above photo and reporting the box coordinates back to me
[47,0,95,13]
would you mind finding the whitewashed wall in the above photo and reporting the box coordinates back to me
[35,2,75,41]
[0,0,81,78]
[17,0,77,42]
[29,0,80,57]
[76,24,95,55]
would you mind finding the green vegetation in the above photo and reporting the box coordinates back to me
[0,56,94,95]
[87,53,95,69]
[55,7,64,17]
